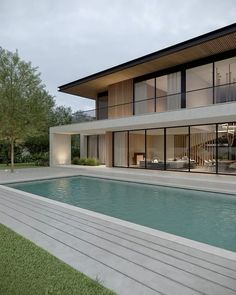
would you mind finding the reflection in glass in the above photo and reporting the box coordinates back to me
[190,125,216,173]
[186,63,213,108]
[146,129,164,170]
[134,79,155,115]
[114,132,128,167]
[156,72,181,112]
[218,123,236,174]
[129,130,145,168]
[166,127,189,171]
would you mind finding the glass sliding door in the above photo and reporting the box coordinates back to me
[114,132,128,167]
[186,63,213,108]
[156,72,181,112]
[166,127,189,171]
[190,125,216,173]
[146,129,164,170]
[215,57,236,103]
[218,122,236,174]
[134,79,155,115]
[129,130,145,168]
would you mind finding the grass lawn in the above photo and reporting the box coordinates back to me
[0,224,115,295]
[0,163,41,170]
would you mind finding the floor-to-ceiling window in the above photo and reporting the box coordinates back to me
[128,130,145,168]
[215,56,236,104]
[114,131,128,167]
[186,63,213,108]
[218,122,236,174]
[190,125,216,173]
[166,127,189,171]
[134,79,155,115]
[113,122,236,175]
[146,129,164,170]
[156,72,181,112]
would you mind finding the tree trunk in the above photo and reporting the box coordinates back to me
[10,138,14,173]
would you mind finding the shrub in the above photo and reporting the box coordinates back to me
[72,157,100,166]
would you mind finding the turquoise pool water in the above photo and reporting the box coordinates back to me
[8,176,236,252]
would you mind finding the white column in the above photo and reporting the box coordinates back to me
[50,133,71,166]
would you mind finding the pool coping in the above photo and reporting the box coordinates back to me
[1,183,236,262]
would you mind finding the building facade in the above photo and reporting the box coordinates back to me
[50,24,236,175]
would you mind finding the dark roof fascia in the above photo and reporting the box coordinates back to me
[58,23,236,92]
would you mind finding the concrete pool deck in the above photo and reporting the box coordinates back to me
[0,166,236,294]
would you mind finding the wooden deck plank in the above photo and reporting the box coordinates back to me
[0,186,236,295]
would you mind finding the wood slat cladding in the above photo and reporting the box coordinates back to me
[108,79,133,118]
[60,29,236,99]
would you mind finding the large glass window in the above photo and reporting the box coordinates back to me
[218,123,236,174]
[215,57,236,103]
[146,129,164,170]
[129,130,145,168]
[190,125,216,173]
[134,79,155,115]
[166,127,189,171]
[156,72,181,112]
[114,132,128,167]
[97,96,108,120]
[186,63,213,108]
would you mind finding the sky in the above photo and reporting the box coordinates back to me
[0,0,235,112]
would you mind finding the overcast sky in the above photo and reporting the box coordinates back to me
[1,0,235,111]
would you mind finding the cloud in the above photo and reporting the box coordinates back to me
[0,0,235,111]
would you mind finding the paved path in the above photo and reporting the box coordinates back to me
[0,185,236,295]
[0,166,236,194]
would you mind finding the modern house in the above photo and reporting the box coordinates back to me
[50,23,236,175]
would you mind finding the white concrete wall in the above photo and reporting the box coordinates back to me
[50,102,236,135]
[50,133,71,166]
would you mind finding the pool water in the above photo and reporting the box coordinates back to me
[8,176,236,252]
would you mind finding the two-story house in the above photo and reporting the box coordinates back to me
[50,23,236,175]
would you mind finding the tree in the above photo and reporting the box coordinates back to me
[72,110,95,123]
[0,47,54,172]
[50,105,73,126]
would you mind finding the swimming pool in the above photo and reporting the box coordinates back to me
[8,176,236,252]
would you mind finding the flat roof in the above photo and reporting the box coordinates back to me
[59,23,236,99]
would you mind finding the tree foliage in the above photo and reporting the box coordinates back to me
[0,47,54,171]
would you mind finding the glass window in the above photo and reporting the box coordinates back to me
[129,130,145,168]
[190,125,216,173]
[114,132,128,167]
[97,96,108,120]
[166,127,189,171]
[146,129,164,170]
[156,72,181,112]
[218,122,236,174]
[186,63,213,108]
[134,79,155,115]
[215,57,236,103]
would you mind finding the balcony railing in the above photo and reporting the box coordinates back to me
[71,83,236,124]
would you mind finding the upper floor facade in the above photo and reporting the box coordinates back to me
[58,24,236,123]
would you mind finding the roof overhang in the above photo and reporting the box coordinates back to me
[58,23,236,100]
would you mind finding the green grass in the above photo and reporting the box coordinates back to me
[0,163,40,170]
[0,224,115,295]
